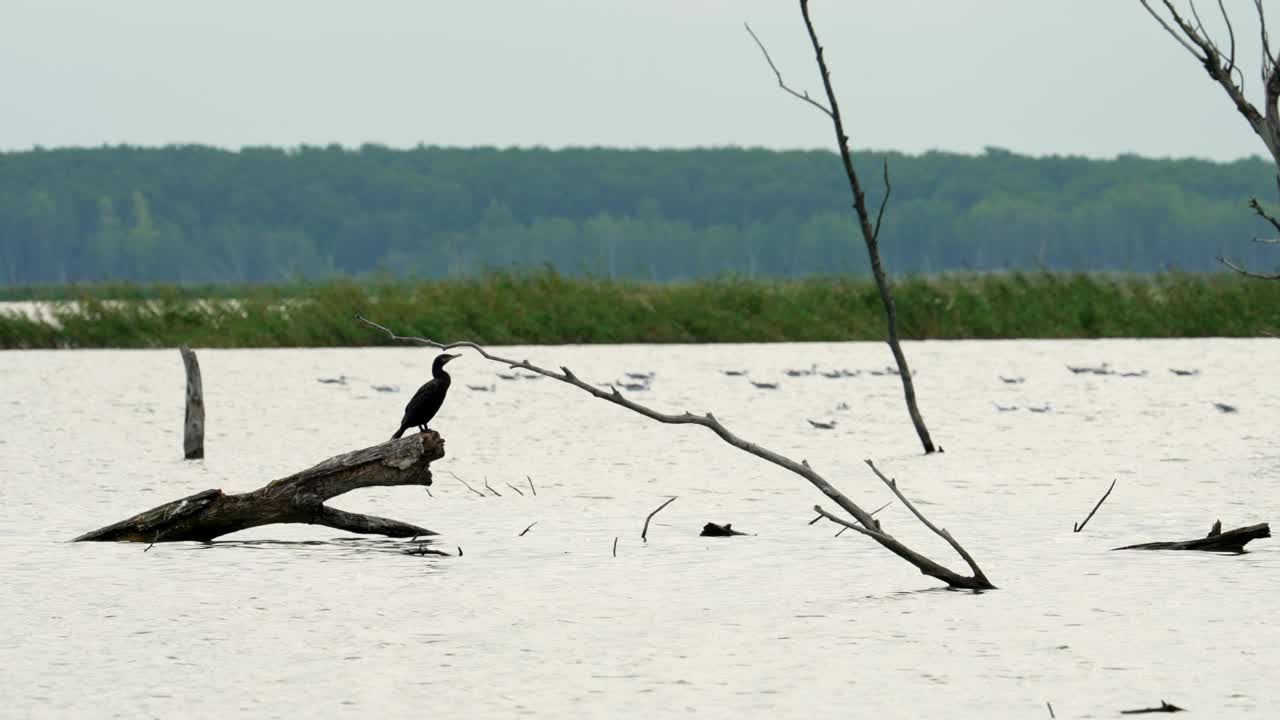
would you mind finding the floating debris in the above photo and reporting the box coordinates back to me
[625,371,655,381]
[1119,700,1185,714]
[807,419,837,429]
[1214,402,1238,413]
[1118,370,1148,378]
[316,376,349,385]
[993,403,1018,412]
[835,402,850,411]
[466,384,495,392]
[999,376,1024,384]
[370,384,400,393]
[497,373,518,380]
[1027,404,1052,413]
[1169,368,1200,377]
[1066,363,1111,375]
[616,380,650,391]
[721,369,748,376]
[701,522,749,537]
[517,373,543,381]
[750,381,780,390]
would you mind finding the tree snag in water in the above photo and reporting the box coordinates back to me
[357,315,993,590]
[1113,521,1270,552]
[179,345,204,460]
[74,432,444,543]
[745,2,937,453]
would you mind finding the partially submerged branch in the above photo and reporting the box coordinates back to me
[357,315,992,590]
[1073,478,1117,533]
[75,433,444,542]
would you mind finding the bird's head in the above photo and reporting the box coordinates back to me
[433,353,461,372]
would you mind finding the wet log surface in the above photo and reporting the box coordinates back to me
[1113,521,1270,552]
[74,432,445,543]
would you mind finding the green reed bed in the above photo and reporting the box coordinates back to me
[3,271,1279,348]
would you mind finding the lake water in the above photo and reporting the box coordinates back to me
[1,340,1277,718]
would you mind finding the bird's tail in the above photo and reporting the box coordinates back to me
[391,425,407,440]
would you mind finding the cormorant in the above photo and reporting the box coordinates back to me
[391,353,460,439]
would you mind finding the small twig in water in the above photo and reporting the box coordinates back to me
[144,531,161,552]
[1073,479,1117,533]
[457,546,463,557]
[808,514,823,525]
[527,476,537,496]
[612,537,618,557]
[424,486,432,497]
[505,482,526,496]
[447,471,486,498]
[642,496,678,542]
[833,501,891,537]
[519,522,537,537]
[1047,701,1055,718]
[483,478,502,497]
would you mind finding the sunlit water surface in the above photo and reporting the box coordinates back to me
[2,340,1277,718]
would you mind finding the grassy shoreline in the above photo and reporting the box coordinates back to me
[2,271,1278,348]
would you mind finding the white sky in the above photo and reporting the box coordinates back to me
[0,0,1273,160]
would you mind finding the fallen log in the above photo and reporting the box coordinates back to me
[74,432,445,543]
[1114,521,1270,553]
[701,522,748,537]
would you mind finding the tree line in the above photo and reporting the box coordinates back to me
[0,144,1274,284]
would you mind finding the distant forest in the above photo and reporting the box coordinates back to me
[1,144,1276,284]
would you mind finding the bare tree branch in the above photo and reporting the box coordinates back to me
[357,314,992,590]
[743,22,833,118]
[1220,255,1280,279]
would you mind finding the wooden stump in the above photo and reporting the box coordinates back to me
[180,345,204,460]
[74,432,446,543]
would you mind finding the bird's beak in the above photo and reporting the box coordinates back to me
[443,354,461,364]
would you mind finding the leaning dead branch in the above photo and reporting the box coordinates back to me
[1073,478,1117,533]
[745,2,937,453]
[1139,1,1280,275]
[641,497,678,542]
[358,315,993,590]
[76,433,444,542]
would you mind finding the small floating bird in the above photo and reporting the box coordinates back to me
[1169,368,1200,377]
[721,369,748,377]
[750,380,780,389]
[999,376,1024,384]
[784,364,817,377]
[625,371,655,381]
[391,353,460,439]
[807,419,837,429]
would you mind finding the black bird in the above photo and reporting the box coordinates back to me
[391,353,460,439]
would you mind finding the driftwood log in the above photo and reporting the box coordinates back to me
[179,345,204,460]
[1114,521,1270,553]
[74,432,444,543]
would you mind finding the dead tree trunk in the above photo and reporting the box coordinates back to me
[74,432,445,543]
[746,2,936,452]
[180,345,204,460]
